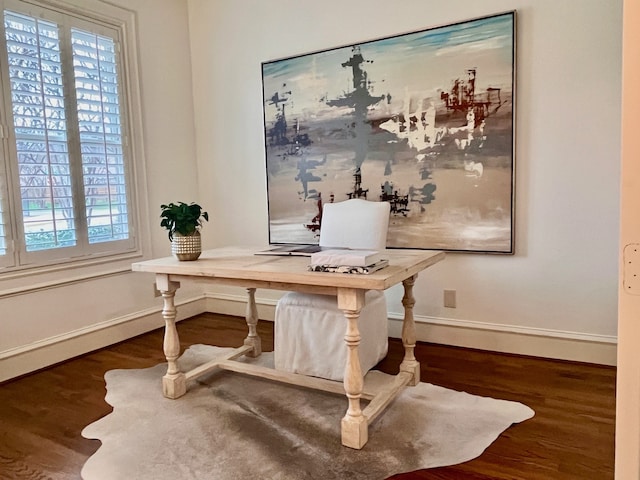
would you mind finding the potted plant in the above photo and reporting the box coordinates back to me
[160,202,209,261]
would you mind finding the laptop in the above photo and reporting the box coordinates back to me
[255,244,325,256]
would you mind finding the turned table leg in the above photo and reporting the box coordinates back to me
[338,288,368,449]
[156,274,186,399]
[243,288,262,357]
[400,274,420,386]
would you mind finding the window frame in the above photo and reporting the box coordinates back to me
[0,0,149,278]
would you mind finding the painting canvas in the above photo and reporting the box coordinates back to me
[261,12,515,253]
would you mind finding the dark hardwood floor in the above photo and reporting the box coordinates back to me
[0,313,615,479]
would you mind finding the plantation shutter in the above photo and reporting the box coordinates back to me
[71,28,128,245]
[4,11,76,252]
[0,0,137,270]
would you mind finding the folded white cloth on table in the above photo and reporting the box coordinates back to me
[310,248,382,267]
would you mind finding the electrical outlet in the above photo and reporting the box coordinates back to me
[444,289,456,308]
[153,282,162,297]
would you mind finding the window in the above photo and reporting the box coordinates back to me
[0,0,138,272]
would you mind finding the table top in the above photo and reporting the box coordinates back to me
[133,246,445,292]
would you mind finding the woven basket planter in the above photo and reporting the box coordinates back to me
[171,231,202,261]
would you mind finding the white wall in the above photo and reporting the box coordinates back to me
[188,0,622,364]
[0,0,205,381]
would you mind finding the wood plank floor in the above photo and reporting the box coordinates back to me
[0,313,615,479]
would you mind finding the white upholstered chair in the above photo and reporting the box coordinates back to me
[274,199,391,381]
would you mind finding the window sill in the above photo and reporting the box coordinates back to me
[0,251,147,298]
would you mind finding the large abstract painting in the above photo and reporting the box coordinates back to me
[261,12,515,253]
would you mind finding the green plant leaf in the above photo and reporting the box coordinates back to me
[159,201,209,241]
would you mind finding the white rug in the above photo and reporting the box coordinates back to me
[81,345,534,480]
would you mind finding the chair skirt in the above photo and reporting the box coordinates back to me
[274,290,389,381]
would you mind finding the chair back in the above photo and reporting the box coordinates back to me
[319,199,390,250]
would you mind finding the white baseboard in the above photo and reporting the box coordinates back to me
[204,292,277,319]
[0,295,207,383]
[387,315,617,366]
[205,292,618,366]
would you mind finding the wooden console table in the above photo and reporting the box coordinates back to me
[132,246,445,449]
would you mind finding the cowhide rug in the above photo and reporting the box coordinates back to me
[81,345,534,479]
